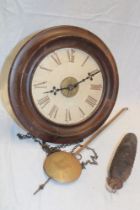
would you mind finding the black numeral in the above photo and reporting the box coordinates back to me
[51,52,61,65]
[40,66,53,72]
[33,81,47,88]
[85,96,97,107]
[81,55,89,66]
[67,49,75,63]
[79,107,85,116]
[90,84,102,90]
[65,109,71,122]
[48,105,58,119]
[38,96,50,108]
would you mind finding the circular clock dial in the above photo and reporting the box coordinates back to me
[8,25,119,143]
[31,48,104,125]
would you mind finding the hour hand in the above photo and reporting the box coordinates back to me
[44,86,68,95]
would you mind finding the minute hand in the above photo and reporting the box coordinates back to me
[73,69,100,88]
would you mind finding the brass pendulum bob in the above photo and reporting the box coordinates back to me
[44,151,82,183]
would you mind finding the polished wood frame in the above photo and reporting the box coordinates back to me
[8,25,119,144]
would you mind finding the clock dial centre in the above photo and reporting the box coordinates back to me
[60,76,79,97]
[31,47,104,125]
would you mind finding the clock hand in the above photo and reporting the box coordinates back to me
[73,69,100,88]
[43,69,100,95]
[44,86,68,95]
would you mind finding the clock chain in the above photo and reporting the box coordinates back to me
[71,144,98,169]
[17,132,72,154]
[81,147,98,169]
[17,132,98,166]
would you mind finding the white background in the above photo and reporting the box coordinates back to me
[0,0,140,210]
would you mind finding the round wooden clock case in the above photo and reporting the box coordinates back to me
[8,26,119,144]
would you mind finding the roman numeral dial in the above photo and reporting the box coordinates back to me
[31,47,103,125]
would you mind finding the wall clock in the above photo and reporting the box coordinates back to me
[8,25,119,144]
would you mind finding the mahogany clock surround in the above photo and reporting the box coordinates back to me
[8,25,119,144]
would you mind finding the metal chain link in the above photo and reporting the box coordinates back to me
[17,132,98,169]
[17,132,75,154]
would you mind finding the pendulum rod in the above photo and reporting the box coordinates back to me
[74,107,128,155]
